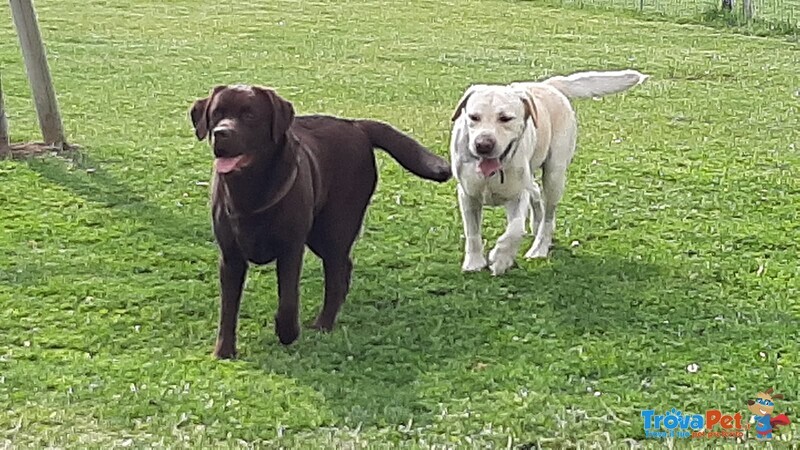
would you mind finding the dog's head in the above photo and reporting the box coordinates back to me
[189,84,295,174]
[747,388,784,416]
[451,85,538,177]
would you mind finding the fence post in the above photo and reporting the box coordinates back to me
[742,0,754,20]
[0,72,9,155]
[9,0,65,149]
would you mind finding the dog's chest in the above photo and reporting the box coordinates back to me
[233,222,283,264]
[461,166,527,206]
[214,212,284,265]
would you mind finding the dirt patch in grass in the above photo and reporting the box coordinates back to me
[0,142,80,160]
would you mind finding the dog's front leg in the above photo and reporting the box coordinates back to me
[275,246,304,345]
[215,255,248,359]
[488,191,529,276]
[458,184,487,272]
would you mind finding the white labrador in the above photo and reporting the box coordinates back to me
[449,69,648,275]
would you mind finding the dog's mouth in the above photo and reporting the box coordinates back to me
[476,158,502,178]
[473,139,517,178]
[215,154,252,174]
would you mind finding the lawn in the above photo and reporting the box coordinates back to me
[552,0,800,27]
[1,0,799,447]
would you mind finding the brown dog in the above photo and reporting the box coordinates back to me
[189,84,451,359]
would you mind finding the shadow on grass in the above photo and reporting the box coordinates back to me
[242,249,713,430]
[14,151,742,440]
[0,151,218,288]
[24,150,213,247]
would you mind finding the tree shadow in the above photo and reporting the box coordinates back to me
[24,150,213,247]
[240,249,716,430]
[0,150,217,289]
[14,151,779,443]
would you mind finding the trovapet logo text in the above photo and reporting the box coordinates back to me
[642,408,747,439]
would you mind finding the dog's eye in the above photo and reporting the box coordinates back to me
[468,114,480,122]
[499,115,514,123]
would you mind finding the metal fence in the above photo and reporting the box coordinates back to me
[554,0,799,28]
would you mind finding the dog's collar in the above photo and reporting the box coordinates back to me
[225,163,298,219]
[495,121,531,183]
[251,164,298,213]
[498,139,518,163]
[499,120,529,164]
[463,120,529,183]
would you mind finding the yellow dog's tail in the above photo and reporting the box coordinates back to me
[541,69,649,99]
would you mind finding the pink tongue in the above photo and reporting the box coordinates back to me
[215,155,245,174]
[477,158,502,177]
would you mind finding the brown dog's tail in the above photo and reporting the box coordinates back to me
[354,120,452,182]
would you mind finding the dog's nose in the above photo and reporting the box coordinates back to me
[474,135,496,155]
[213,128,231,141]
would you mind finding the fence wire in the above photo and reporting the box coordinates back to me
[555,0,799,27]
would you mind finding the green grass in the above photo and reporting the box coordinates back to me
[549,0,800,32]
[1,0,799,447]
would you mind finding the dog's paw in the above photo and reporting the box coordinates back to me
[462,253,488,272]
[213,340,237,360]
[524,245,550,259]
[310,317,335,332]
[275,315,300,345]
[488,247,515,276]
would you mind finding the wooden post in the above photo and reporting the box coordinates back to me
[0,72,9,155]
[743,0,754,21]
[9,0,65,149]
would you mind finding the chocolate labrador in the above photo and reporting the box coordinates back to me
[189,84,451,359]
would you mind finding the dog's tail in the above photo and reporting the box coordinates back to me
[354,120,452,182]
[542,69,648,99]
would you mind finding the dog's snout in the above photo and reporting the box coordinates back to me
[474,135,496,155]
[213,128,232,141]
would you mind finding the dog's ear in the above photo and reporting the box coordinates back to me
[254,86,295,144]
[451,85,481,122]
[189,85,225,140]
[747,400,756,405]
[518,91,539,128]
[773,393,784,400]
[766,388,775,395]
[189,98,210,140]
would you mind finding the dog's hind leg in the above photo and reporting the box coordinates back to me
[525,164,566,259]
[307,166,376,332]
[526,178,544,237]
[312,254,353,332]
[488,191,529,276]
[458,185,488,272]
[307,211,369,332]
